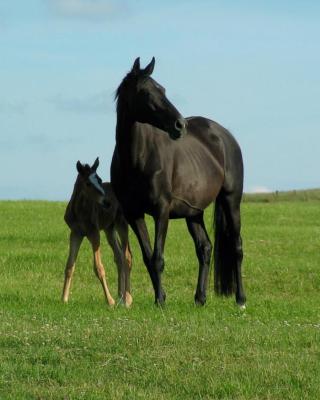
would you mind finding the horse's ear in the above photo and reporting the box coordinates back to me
[92,157,99,172]
[76,161,84,175]
[142,57,155,76]
[131,57,140,75]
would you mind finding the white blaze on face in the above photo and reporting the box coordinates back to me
[88,174,105,196]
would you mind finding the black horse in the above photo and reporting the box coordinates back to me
[111,57,246,308]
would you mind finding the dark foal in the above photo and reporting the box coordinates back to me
[62,158,132,307]
[111,58,246,308]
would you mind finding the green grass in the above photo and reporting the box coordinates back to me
[0,197,319,399]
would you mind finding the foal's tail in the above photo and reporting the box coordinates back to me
[213,193,236,296]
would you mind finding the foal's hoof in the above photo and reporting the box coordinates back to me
[194,293,206,306]
[238,303,246,311]
[125,292,133,308]
[107,297,116,307]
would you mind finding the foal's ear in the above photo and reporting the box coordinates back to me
[142,57,155,76]
[131,57,140,74]
[91,157,99,172]
[76,161,85,175]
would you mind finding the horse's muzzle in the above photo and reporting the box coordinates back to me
[171,117,187,139]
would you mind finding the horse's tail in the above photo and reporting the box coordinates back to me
[213,192,236,296]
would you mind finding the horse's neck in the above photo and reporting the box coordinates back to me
[116,112,137,163]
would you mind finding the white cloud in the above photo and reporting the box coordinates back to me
[0,101,27,115]
[49,91,112,114]
[247,186,272,194]
[46,0,130,21]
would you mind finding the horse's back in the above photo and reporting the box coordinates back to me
[186,116,243,195]
[186,116,240,154]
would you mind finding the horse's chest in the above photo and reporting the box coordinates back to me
[116,168,165,216]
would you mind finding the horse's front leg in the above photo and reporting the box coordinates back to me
[151,208,169,305]
[129,216,163,304]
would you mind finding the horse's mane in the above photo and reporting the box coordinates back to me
[114,70,143,115]
[114,72,132,117]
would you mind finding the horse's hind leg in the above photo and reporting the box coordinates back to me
[62,231,83,302]
[222,191,246,307]
[186,213,212,306]
[88,231,115,306]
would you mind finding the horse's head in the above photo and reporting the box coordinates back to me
[116,57,187,140]
[76,158,108,208]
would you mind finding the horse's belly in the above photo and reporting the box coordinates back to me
[170,169,224,217]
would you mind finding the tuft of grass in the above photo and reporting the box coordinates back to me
[0,198,319,399]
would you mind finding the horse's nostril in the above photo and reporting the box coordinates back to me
[175,118,185,131]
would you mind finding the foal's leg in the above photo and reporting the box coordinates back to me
[88,231,115,306]
[124,244,133,306]
[62,231,83,303]
[117,219,133,306]
[186,213,212,305]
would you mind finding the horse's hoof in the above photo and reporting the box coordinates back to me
[194,293,206,306]
[155,296,166,307]
[154,288,166,306]
[239,304,246,311]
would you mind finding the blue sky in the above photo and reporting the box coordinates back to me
[0,0,319,200]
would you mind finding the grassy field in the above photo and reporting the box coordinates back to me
[0,194,319,399]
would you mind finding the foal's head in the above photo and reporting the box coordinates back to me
[116,57,187,140]
[76,158,107,207]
